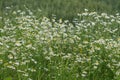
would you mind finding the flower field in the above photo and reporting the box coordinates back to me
[0,9,120,80]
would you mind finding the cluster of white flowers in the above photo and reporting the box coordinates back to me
[0,9,119,80]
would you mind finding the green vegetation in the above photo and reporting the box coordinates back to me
[0,0,120,20]
[0,0,120,80]
[0,9,120,80]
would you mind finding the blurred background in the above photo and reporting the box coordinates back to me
[0,0,120,20]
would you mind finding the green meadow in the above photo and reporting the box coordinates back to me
[0,0,120,80]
